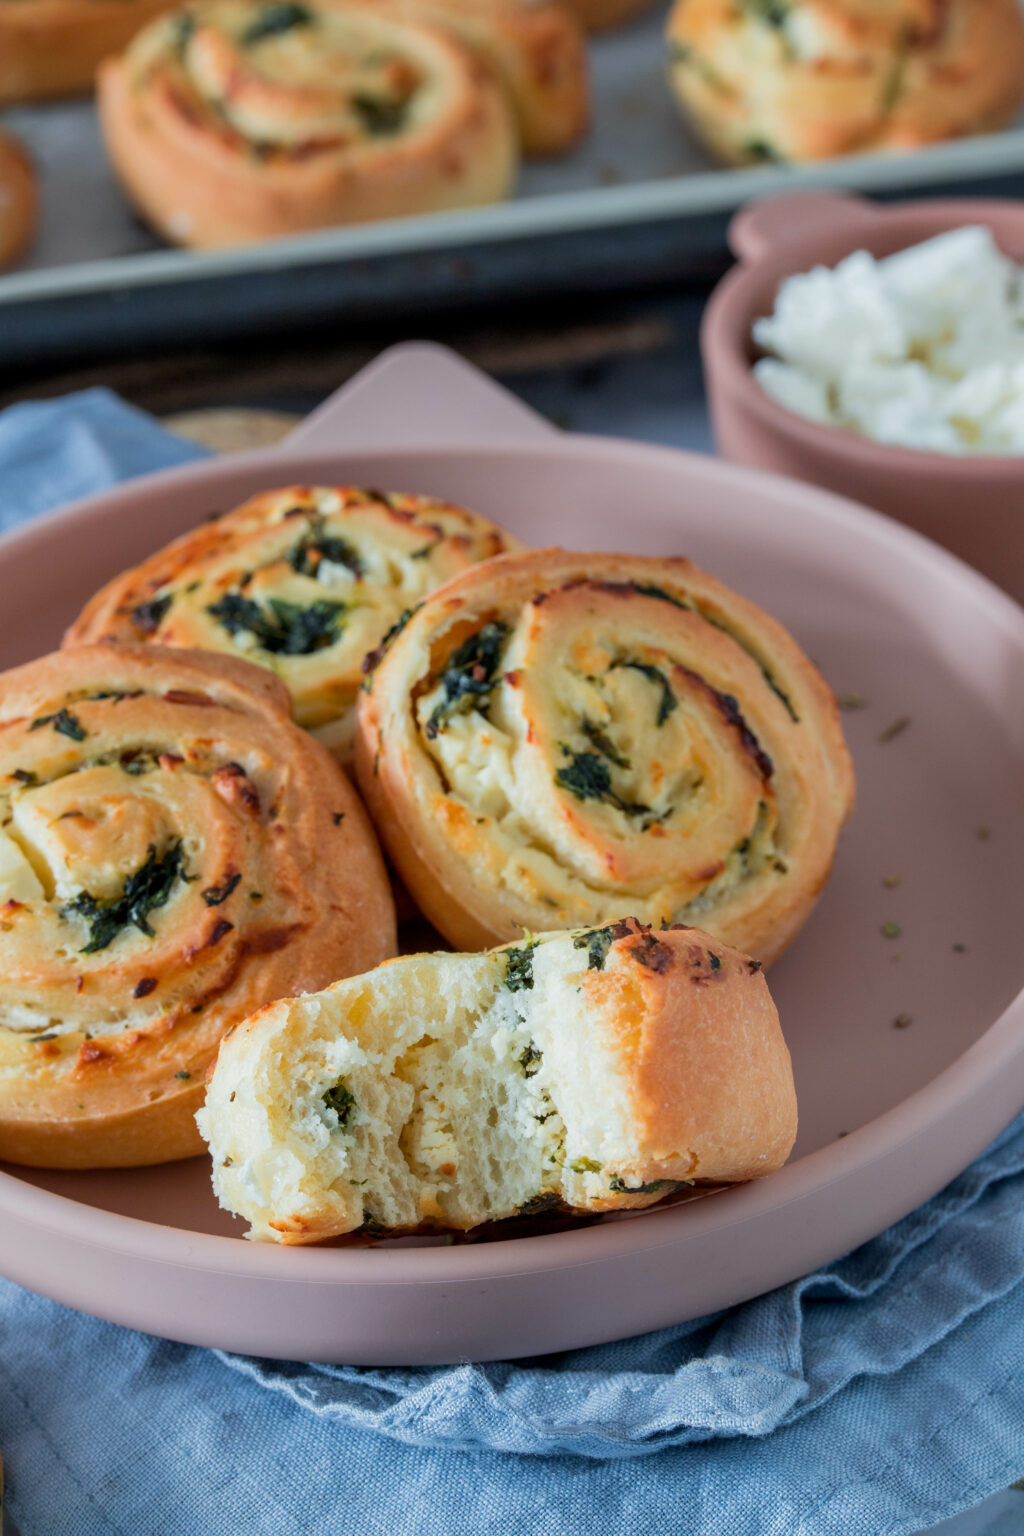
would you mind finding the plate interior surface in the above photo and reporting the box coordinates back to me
[2,431,1022,1250]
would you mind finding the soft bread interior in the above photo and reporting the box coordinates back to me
[199,932,683,1242]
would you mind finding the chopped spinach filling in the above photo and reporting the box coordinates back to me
[323,1079,356,1128]
[242,2,313,45]
[613,659,677,727]
[425,621,510,737]
[554,748,653,821]
[289,522,364,581]
[207,592,345,655]
[29,708,87,742]
[518,1042,542,1077]
[744,138,780,163]
[131,593,173,635]
[747,0,788,26]
[580,718,630,767]
[608,1176,684,1195]
[504,941,537,994]
[514,1192,560,1218]
[361,605,420,681]
[353,93,410,137]
[62,841,187,954]
[572,920,631,972]
[172,13,197,51]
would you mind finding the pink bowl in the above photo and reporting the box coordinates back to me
[701,191,1024,604]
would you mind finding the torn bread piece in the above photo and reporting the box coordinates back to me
[197,918,797,1243]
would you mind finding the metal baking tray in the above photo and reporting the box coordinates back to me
[5,1,1024,363]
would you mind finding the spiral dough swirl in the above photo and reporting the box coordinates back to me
[356,549,854,961]
[0,644,395,1169]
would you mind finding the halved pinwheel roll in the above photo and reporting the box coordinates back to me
[0,644,394,1170]
[66,484,522,765]
[356,549,855,961]
[199,918,797,1243]
[97,0,518,247]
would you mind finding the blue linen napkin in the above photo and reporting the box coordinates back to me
[0,389,1022,1536]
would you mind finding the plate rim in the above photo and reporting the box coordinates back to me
[1,399,1022,1289]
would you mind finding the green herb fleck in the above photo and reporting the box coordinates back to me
[504,941,537,994]
[174,1070,192,1080]
[323,1079,356,1128]
[243,2,313,45]
[878,716,910,743]
[9,768,36,785]
[61,841,187,954]
[881,921,902,940]
[892,1013,913,1030]
[838,693,867,711]
[207,592,345,655]
[29,708,86,742]
[569,1157,602,1175]
[708,952,721,971]
[425,621,509,737]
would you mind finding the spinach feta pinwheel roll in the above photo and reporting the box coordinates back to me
[356,549,855,962]
[96,0,518,247]
[0,645,395,1171]
[665,0,1024,166]
[66,484,521,764]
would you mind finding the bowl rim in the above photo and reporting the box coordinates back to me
[700,193,1024,477]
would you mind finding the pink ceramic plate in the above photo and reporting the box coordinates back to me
[1,344,1022,1366]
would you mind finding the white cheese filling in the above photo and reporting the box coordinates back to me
[752,226,1024,456]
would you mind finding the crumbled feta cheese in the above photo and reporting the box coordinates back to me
[751,227,1024,455]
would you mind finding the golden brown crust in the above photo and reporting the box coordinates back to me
[355,548,855,963]
[66,483,522,764]
[0,131,38,271]
[666,0,1024,165]
[0,0,173,104]
[362,0,589,154]
[97,0,519,248]
[581,920,796,1194]
[0,644,396,1169]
